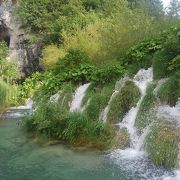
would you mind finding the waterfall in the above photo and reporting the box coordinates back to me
[118,68,153,150]
[70,83,91,112]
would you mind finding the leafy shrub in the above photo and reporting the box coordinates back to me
[107,80,141,123]
[54,48,91,74]
[23,102,68,138]
[157,73,180,106]
[146,121,179,168]
[18,72,44,102]
[125,39,162,66]
[93,60,125,84]
[135,84,156,130]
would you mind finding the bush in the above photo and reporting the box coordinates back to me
[157,73,180,106]
[23,102,68,138]
[125,39,162,66]
[135,84,156,130]
[93,60,125,84]
[146,121,179,168]
[107,80,141,123]
[54,48,91,74]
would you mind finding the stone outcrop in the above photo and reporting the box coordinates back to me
[0,0,43,78]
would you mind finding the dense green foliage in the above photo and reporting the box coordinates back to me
[107,81,141,123]
[19,49,124,101]
[146,121,179,168]
[153,27,180,79]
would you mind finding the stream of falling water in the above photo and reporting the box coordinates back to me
[70,83,91,112]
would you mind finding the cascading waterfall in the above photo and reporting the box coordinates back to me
[70,83,91,112]
[118,68,153,150]
[109,68,180,179]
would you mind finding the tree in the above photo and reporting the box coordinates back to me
[127,0,164,19]
[168,0,180,17]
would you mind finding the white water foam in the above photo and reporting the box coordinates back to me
[157,100,180,126]
[70,83,91,112]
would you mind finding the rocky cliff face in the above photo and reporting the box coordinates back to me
[0,0,43,78]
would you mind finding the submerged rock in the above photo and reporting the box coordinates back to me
[114,128,130,149]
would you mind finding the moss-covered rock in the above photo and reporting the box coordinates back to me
[84,84,114,121]
[146,120,179,168]
[135,84,156,130]
[157,73,180,106]
[107,80,141,124]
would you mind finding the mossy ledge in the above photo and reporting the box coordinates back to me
[135,83,156,130]
[107,80,141,124]
[146,120,179,168]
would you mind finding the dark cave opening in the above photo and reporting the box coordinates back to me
[0,22,11,47]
